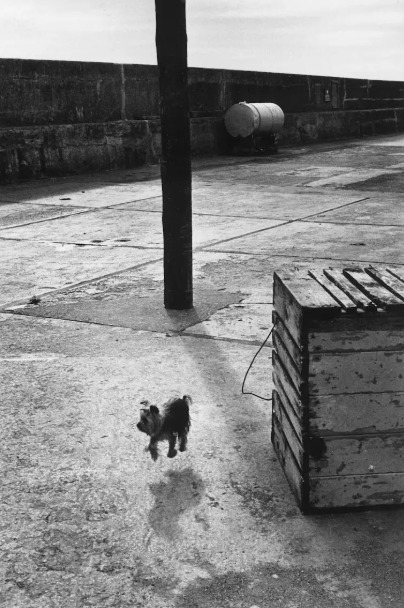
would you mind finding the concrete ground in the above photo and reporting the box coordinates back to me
[1,133,403,608]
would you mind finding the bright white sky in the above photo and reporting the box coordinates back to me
[2,0,404,80]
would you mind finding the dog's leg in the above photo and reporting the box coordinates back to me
[178,432,187,452]
[148,439,159,461]
[167,434,178,458]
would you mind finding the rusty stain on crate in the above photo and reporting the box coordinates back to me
[271,265,404,512]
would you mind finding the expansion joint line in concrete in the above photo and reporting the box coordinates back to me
[293,196,371,223]
[0,235,164,250]
[1,310,136,330]
[194,196,373,252]
[0,256,164,311]
[0,207,99,232]
[300,219,404,228]
[179,332,272,347]
[193,212,284,220]
[295,196,371,221]
[0,194,373,243]
[197,220,293,251]
[201,249,404,267]
[0,196,165,233]
[115,207,289,221]
[105,197,161,210]
[0,309,273,347]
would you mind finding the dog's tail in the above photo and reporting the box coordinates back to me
[183,395,192,407]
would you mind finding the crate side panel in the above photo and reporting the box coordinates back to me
[272,351,303,418]
[309,392,404,436]
[273,332,303,393]
[309,433,404,477]
[273,311,303,362]
[273,391,304,465]
[271,414,305,509]
[309,351,404,395]
[310,473,404,510]
[273,367,304,441]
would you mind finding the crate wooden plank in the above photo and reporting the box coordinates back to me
[366,267,404,302]
[343,267,404,310]
[308,350,404,395]
[309,392,404,436]
[271,415,305,506]
[272,351,303,423]
[308,326,404,353]
[273,311,303,361]
[273,391,304,465]
[308,269,357,312]
[323,268,376,310]
[273,270,341,346]
[274,269,342,310]
[310,473,404,510]
[273,371,303,441]
[309,433,404,477]
[273,330,303,392]
[273,326,304,375]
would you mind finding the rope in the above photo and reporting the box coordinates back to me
[241,327,273,401]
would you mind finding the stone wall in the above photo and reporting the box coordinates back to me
[1,59,403,181]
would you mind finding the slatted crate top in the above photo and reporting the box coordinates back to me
[271,265,404,512]
[273,266,404,345]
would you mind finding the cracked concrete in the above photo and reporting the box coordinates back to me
[1,133,404,608]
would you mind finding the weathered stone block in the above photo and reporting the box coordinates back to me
[0,120,160,182]
[0,59,124,127]
[123,64,159,118]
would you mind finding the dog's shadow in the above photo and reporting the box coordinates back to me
[148,467,205,539]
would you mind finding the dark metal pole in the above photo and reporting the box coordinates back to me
[155,0,193,310]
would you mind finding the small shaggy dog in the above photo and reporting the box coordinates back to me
[136,395,191,461]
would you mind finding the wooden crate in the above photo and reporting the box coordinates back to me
[271,266,404,512]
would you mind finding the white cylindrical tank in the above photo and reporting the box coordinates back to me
[224,102,284,138]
